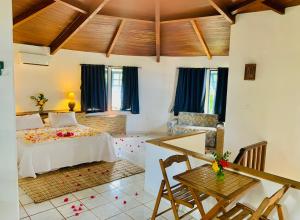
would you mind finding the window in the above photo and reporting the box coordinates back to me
[106,66,123,111]
[204,69,218,114]
[111,68,123,110]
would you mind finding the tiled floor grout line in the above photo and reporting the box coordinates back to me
[19,201,31,220]
[49,199,67,220]
[21,173,175,220]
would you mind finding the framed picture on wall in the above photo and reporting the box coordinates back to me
[244,64,256,80]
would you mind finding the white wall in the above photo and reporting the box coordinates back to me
[14,44,229,133]
[225,6,300,180]
[0,0,19,219]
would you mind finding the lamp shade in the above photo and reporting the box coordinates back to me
[67,92,75,100]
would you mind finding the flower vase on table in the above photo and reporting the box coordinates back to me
[30,93,48,114]
[212,151,231,181]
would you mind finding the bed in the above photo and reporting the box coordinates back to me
[17,124,117,178]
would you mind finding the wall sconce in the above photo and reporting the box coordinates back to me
[67,92,76,111]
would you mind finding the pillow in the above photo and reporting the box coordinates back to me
[16,114,44,131]
[48,112,78,128]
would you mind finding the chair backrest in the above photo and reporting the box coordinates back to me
[178,112,218,127]
[159,155,191,195]
[234,141,267,171]
[250,185,289,220]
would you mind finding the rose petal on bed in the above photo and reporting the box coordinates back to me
[115,196,118,200]
[78,207,82,211]
[90,195,95,199]
[71,205,75,209]
[75,213,79,216]
[80,203,83,206]
[64,198,69,202]
[123,200,127,205]
[73,208,77,212]
[135,192,138,196]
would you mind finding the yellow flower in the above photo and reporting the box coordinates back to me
[212,161,220,173]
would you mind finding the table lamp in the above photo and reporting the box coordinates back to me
[67,92,76,111]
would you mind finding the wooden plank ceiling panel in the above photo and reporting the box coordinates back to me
[195,16,230,56]
[161,21,206,56]
[12,0,41,17]
[100,0,155,21]
[160,0,217,20]
[63,15,120,53]
[112,20,156,56]
[12,0,300,57]
[230,0,272,14]
[13,3,78,46]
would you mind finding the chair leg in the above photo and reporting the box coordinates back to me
[277,204,284,220]
[151,181,165,220]
[170,199,180,220]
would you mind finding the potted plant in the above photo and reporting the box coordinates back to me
[30,93,48,113]
[212,151,231,181]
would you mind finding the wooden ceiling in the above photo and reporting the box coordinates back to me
[13,0,300,61]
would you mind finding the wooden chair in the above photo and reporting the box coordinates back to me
[151,155,209,220]
[234,141,267,171]
[216,185,289,220]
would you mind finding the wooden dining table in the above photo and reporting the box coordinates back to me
[173,164,260,220]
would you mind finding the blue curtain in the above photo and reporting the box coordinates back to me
[121,66,140,114]
[214,67,229,122]
[173,68,206,116]
[81,64,107,113]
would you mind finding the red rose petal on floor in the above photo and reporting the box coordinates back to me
[64,198,69,202]
[90,195,95,199]
[123,200,127,204]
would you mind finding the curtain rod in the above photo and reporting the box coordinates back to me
[80,64,141,68]
[176,67,219,69]
[107,65,142,68]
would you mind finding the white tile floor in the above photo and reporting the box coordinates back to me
[19,173,196,220]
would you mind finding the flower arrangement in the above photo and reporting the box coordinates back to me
[30,93,48,113]
[212,151,231,181]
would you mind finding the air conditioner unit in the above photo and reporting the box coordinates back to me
[19,52,50,66]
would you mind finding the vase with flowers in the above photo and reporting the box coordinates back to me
[30,93,48,113]
[212,151,231,181]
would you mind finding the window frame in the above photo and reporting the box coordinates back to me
[204,68,218,114]
[87,66,129,116]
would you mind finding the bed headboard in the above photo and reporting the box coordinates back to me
[76,113,126,136]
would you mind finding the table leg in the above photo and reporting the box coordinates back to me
[188,186,206,217]
[201,199,228,220]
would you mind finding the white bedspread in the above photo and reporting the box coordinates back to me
[17,125,117,178]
